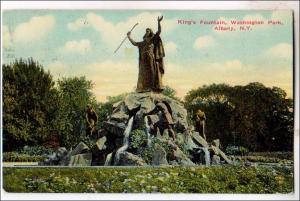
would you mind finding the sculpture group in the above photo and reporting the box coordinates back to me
[41,16,233,167]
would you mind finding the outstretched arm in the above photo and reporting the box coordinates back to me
[127,32,138,46]
[157,16,163,35]
[145,106,159,116]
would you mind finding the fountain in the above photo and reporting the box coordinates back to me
[114,117,134,165]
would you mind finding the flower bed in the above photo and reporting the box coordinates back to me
[3,166,293,193]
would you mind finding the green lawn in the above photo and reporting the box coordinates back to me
[3,166,293,193]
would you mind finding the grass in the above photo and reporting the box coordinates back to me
[3,166,294,193]
[234,155,293,164]
[3,152,45,162]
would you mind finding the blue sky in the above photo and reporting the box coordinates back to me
[3,10,293,101]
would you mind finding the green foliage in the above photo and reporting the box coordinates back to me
[235,155,292,163]
[248,152,293,160]
[130,129,148,149]
[162,86,181,102]
[3,152,45,162]
[106,92,132,104]
[226,146,249,156]
[3,166,293,193]
[129,130,175,163]
[19,145,54,156]
[3,58,100,151]
[56,76,97,148]
[184,82,293,152]
[3,58,59,151]
[129,129,152,162]
[97,92,133,127]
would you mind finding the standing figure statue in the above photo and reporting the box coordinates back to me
[194,109,207,140]
[127,16,165,93]
[85,104,98,137]
[144,100,176,141]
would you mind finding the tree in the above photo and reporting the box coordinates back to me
[3,58,58,151]
[184,83,293,151]
[184,84,233,146]
[162,86,179,100]
[56,76,97,148]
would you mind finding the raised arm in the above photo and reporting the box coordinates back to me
[157,16,163,35]
[127,32,138,46]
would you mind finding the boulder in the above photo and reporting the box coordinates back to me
[212,139,220,148]
[103,121,126,137]
[185,134,199,151]
[110,111,129,123]
[68,153,92,166]
[56,147,68,158]
[169,160,179,166]
[175,133,185,146]
[173,147,195,166]
[152,143,168,166]
[105,92,189,137]
[70,142,89,156]
[58,154,71,166]
[56,147,69,166]
[192,132,208,147]
[211,155,221,165]
[92,136,107,155]
[118,151,147,166]
[211,145,233,165]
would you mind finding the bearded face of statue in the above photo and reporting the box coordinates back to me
[145,29,151,36]
[143,28,154,40]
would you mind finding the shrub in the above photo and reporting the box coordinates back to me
[248,152,293,160]
[226,146,249,156]
[3,152,45,162]
[19,145,54,156]
[130,129,148,149]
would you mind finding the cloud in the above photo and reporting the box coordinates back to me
[45,58,292,102]
[266,43,293,60]
[46,61,71,78]
[68,17,89,31]
[68,12,177,50]
[3,25,12,48]
[243,13,267,22]
[208,60,243,71]
[193,35,215,49]
[164,59,292,99]
[271,10,292,23]
[164,41,178,54]
[78,60,137,101]
[62,39,91,54]
[13,15,55,43]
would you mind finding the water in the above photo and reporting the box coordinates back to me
[144,116,152,147]
[202,121,206,140]
[104,153,113,166]
[202,147,211,167]
[114,117,134,165]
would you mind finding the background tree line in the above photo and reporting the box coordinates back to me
[2,59,294,152]
[184,83,293,152]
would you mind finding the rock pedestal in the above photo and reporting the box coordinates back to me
[41,92,233,167]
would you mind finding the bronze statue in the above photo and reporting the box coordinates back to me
[194,109,206,140]
[127,16,165,93]
[85,104,98,137]
[144,100,176,140]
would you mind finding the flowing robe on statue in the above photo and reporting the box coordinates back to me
[135,33,165,92]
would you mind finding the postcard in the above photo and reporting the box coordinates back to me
[1,1,299,200]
